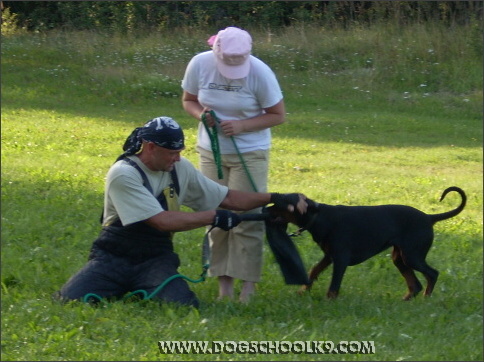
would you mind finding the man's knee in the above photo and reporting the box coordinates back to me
[149,279,200,308]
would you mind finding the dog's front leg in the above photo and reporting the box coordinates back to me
[327,259,349,299]
[298,255,332,294]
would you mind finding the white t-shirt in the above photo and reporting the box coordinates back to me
[181,51,283,154]
[103,156,229,226]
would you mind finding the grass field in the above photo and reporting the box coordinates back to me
[1,22,483,361]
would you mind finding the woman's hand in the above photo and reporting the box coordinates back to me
[200,109,217,127]
[219,120,244,136]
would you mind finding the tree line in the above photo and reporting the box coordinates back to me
[2,1,482,33]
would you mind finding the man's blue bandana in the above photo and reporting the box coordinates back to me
[118,116,185,161]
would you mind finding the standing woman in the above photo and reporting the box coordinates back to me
[181,27,285,302]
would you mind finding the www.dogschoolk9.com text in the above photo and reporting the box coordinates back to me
[158,340,376,355]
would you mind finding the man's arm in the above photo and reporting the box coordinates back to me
[144,210,216,232]
[144,191,307,233]
[220,190,307,214]
[219,190,271,211]
[143,191,268,233]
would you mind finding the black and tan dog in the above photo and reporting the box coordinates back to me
[266,186,466,300]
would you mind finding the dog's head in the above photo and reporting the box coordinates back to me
[265,198,319,228]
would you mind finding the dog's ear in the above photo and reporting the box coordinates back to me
[305,198,319,211]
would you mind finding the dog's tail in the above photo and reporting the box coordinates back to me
[429,186,466,223]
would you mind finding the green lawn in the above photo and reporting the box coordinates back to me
[1,23,482,361]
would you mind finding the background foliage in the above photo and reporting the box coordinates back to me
[2,1,482,33]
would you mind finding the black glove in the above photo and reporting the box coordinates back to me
[212,210,241,231]
[270,193,302,211]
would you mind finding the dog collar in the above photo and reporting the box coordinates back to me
[288,203,320,237]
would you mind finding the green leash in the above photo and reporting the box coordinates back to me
[201,110,258,192]
[201,111,223,180]
[82,264,209,304]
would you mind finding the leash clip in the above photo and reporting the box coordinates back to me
[288,228,306,237]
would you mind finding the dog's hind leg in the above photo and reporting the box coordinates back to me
[398,237,439,298]
[392,246,423,300]
[298,255,332,294]
[422,267,439,297]
[402,255,439,297]
[421,267,439,297]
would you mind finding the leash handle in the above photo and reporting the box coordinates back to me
[202,110,258,192]
[201,111,223,179]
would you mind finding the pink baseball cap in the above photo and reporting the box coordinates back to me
[213,27,252,79]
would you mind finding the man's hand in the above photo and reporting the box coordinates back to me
[270,193,308,213]
[212,210,241,231]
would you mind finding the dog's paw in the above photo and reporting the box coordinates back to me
[297,285,311,295]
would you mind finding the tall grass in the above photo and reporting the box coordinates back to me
[1,21,482,361]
